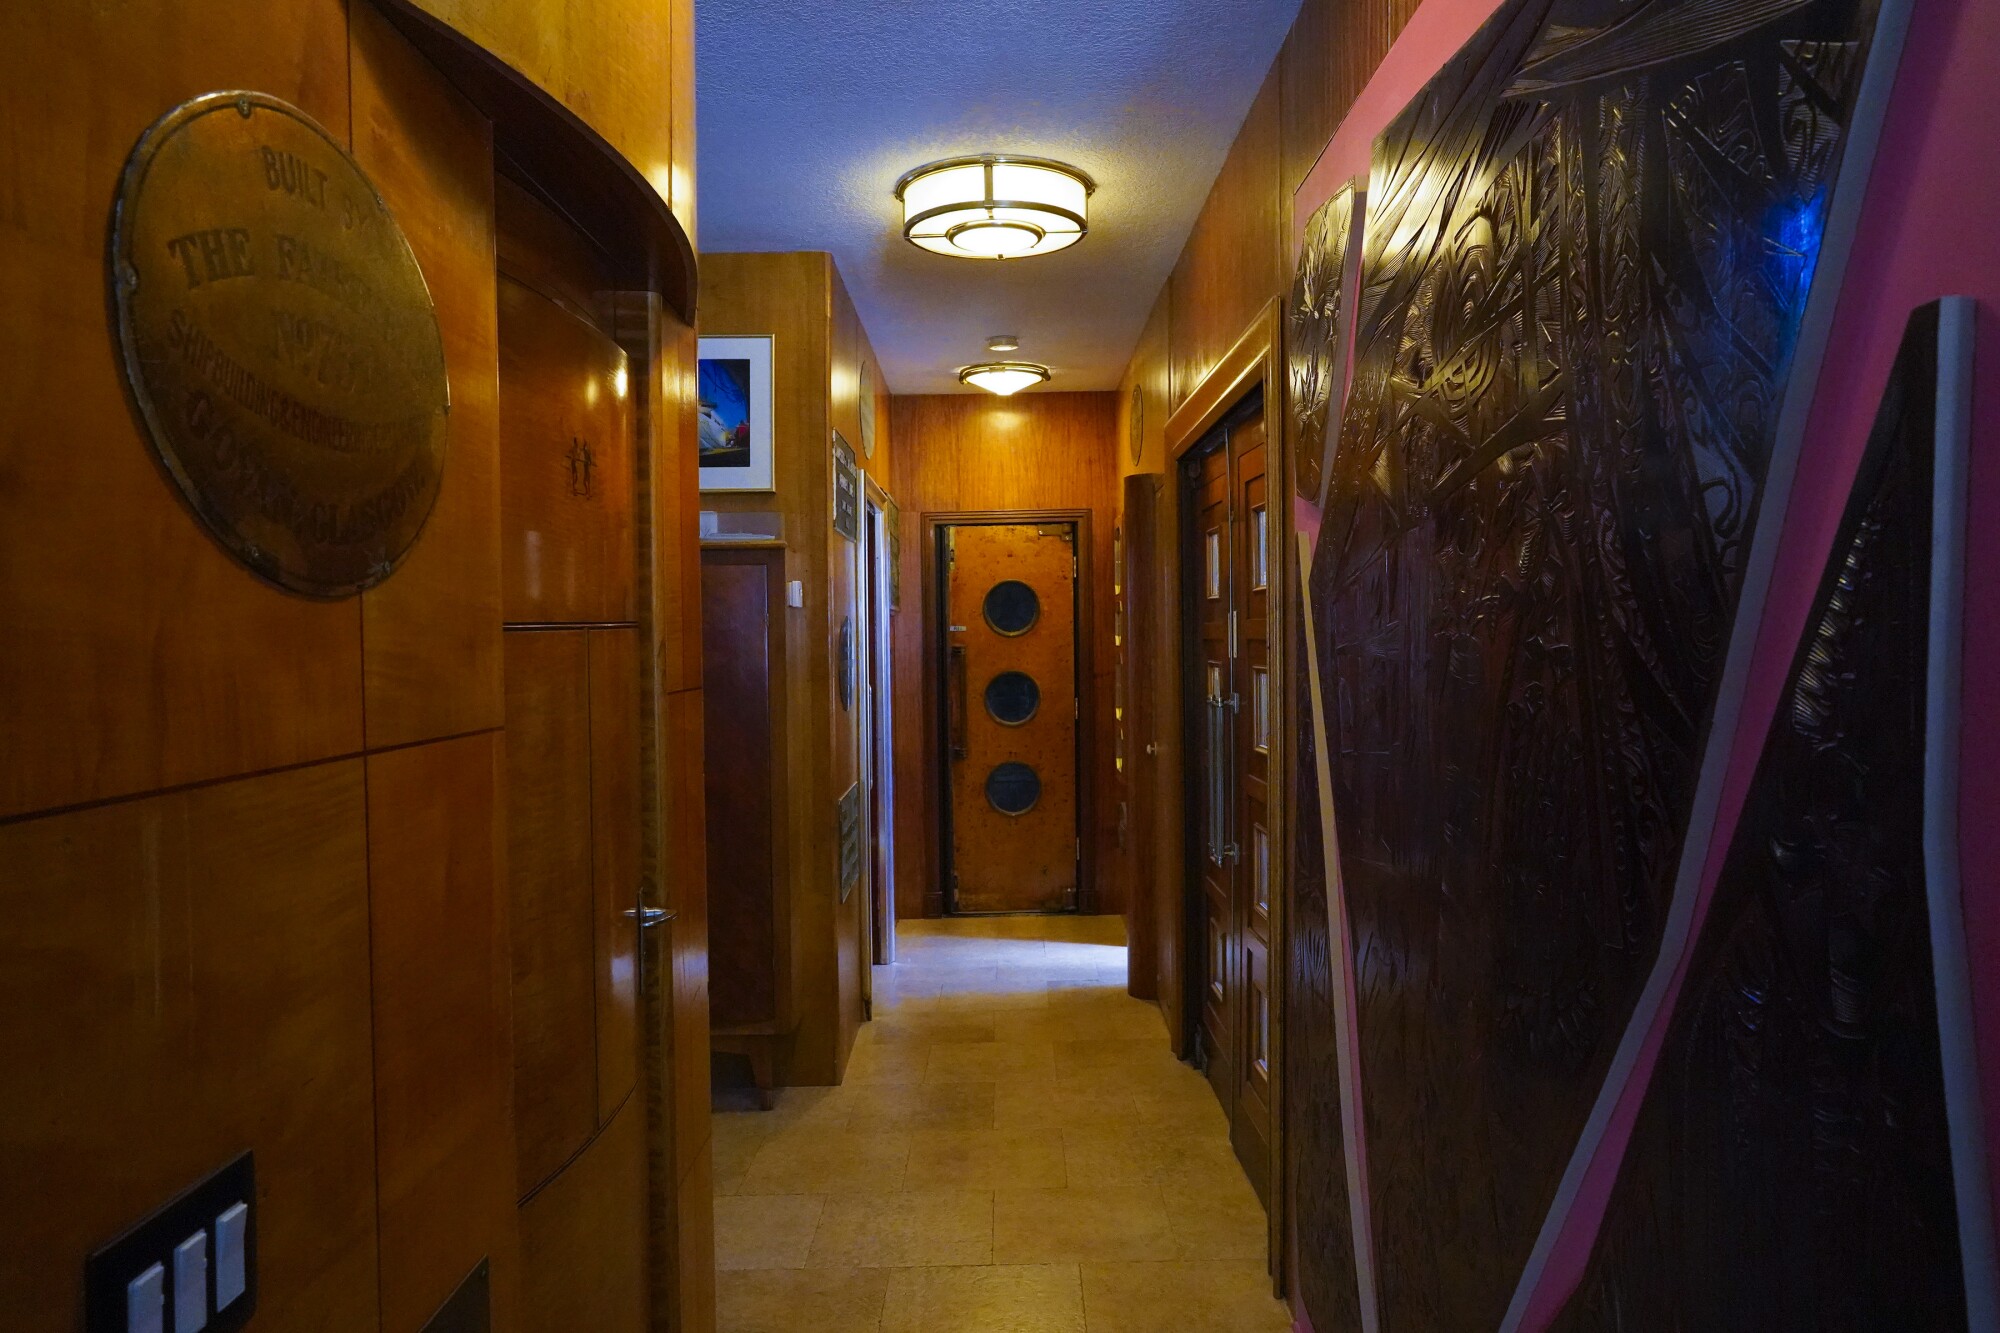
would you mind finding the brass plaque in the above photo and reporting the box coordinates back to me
[111,91,448,597]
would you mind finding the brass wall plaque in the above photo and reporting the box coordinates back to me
[111,91,448,597]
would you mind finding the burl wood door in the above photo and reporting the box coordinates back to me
[1182,391,1274,1203]
[944,522,1080,914]
[497,212,645,1330]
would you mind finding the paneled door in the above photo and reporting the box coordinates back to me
[1181,389,1274,1203]
[496,176,647,1331]
[943,522,1081,914]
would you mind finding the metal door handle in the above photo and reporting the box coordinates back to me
[948,644,969,760]
[1145,741,1158,756]
[624,907,675,929]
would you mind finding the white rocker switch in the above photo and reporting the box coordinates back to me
[171,1232,207,1331]
[126,1262,165,1333]
[213,1204,247,1310]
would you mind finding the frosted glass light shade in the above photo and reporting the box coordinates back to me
[898,155,1093,260]
[959,362,1051,396]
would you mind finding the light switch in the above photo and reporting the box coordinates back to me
[213,1204,247,1309]
[171,1232,207,1332]
[127,1263,165,1333]
[787,579,805,608]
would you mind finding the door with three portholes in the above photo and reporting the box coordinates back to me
[942,521,1081,913]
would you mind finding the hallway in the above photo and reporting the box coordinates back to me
[711,917,1292,1332]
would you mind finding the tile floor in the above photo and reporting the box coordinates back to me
[712,915,1293,1333]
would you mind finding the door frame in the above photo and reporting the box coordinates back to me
[919,507,1098,916]
[862,479,898,967]
[1158,299,1288,1290]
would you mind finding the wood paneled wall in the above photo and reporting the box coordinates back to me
[1124,0,1426,432]
[402,0,695,238]
[699,252,891,1086]
[887,392,1123,921]
[0,2,705,1329]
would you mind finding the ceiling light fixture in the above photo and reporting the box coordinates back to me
[987,334,1020,353]
[897,155,1094,260]
[960,362,1051,396]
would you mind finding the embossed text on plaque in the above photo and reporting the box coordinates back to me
[111,91,449,597]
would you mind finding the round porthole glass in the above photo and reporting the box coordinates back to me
[983,579,1040,636]
[985,762,1042,816]
[984,671,1041,726]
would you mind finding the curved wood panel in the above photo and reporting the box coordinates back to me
[518,1099,647,1332]
[590,627,642,1120]
[504,629,597,1196]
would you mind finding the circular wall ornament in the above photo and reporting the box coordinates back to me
[985,761,1042,816]
[982,579,1040,636]
[1129,382,1144,464]
[110,91,450,597]
[983,670,1041,726]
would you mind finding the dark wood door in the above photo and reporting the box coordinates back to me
[701,548,784,1028]
[1181,390,1273,1203]
[944,522,1080,914]
[496,185,646,1331]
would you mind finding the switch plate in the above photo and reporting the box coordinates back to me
[85,1153,255,1333]
[171,1232,206,1331]
[787,579,805,608]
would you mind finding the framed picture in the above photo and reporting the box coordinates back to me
[697,335,774,491]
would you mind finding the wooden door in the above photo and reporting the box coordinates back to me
[943,522,1080,914]
[1180,391,1273,1202]
[496,184,646,1332]
[701,548,785,1028]
[1122,477,1162,1003]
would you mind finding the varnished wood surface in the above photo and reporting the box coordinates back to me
[888,393,1122,923]
[504,629,598,1195]
[353,3,506,752]
[1122,474,1164,1002]
[1169,67,1284,413]
[401,0,684,233]
[0,763,377,1330]
[1280,0,1426,197]
[945,523,1081,913]
[591,628,643,1121]
[654,312,705,694]
[498,173,617,327]
[366,733,521,1332]
[702,551,785,1026]
[498,274,637,626]
[0,0,360,822]
[661,685,714,1187]
[518,1099,648,1332]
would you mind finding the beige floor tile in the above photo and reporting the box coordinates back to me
[807,1189,994,1267]
[1160,1169,1268,1261]
[1053,1038,1187,1078]
[993,1187,1179,1264]
[1061,1128,1241,1190]
[925,1039,1059,1083]
[904,1127,1068,1189]
[844,1040,933,1084]
[992,1086,1134,1133]
[715,1194,826,1270]
[881,1264,1086,1333]
[716,1266,890,1333]
[1127,1089,1229,1133]
[1079,1261,1291,1332]
[858,1014,999,1047]
[842,1080,998,1132]
[738,1128,909,1195]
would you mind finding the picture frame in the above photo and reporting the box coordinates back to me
[697,335,775,491]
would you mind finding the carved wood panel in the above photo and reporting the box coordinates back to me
[1550,302,1974,1332]
[1292,0,1894,1321]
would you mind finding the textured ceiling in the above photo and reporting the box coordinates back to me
[695,0,1304,393]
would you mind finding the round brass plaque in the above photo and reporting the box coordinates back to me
[111,91,448,597]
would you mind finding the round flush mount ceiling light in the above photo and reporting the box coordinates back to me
[897,155,1094,260]
[960,362,1051,396]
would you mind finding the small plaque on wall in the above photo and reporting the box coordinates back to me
[832,431,860,541]
[836,783,862,902]
[885,498,902,609]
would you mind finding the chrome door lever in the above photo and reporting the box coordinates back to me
[624,907,675,929]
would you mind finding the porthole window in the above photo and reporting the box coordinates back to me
[985,761,1042,816]
[984,671,1041,726]
[982,579,1040,636]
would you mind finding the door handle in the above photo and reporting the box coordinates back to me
[624,907,675,929]
[948,644,969,761]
